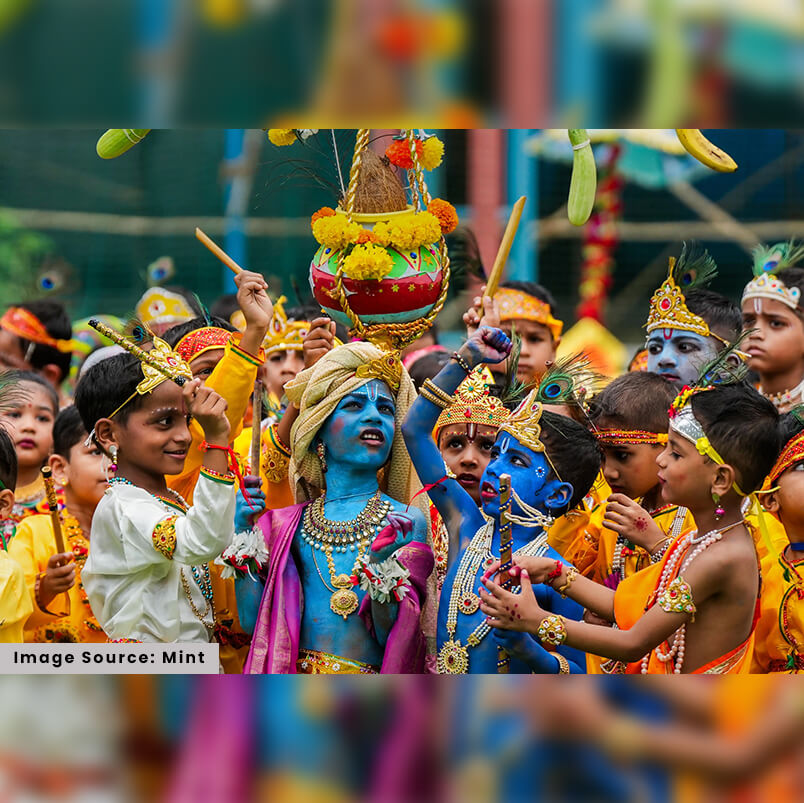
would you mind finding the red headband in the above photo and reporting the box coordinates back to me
[175,327,233,362]
[1,307,75,353]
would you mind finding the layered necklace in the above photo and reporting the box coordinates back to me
[109,477,215,635]
[611,504,688,583]
[641,519,744,674]
[301,489,391,619]
[438,521,551,674]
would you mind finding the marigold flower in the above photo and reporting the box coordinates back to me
[311,207,336,226]
[427,198,458,234]
[420,136,445,170]
[342,243,395,281]
[267,129,298,147]
[386,138,423,169]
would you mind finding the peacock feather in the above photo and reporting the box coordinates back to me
[146,256,176,287]
[533,353,604,408]
[696,332,750,388]
[123,316,156,347]
[672,241,718,292]
[751,240,804,278]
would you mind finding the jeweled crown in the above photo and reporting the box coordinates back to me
[435,368,510,433]
[645,257,711,338]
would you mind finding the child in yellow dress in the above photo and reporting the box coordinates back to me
[9,406,107,642]
[0,425,33,642]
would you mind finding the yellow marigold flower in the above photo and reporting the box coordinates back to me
[372,221,392,247]
[267,129,297,146]
[312,215,362,250]
[420,136,445,170]
[311,207,336,226]
[342,243,395,281]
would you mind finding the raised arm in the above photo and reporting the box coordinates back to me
[401,327,512,536]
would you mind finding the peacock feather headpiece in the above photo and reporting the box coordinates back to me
[645,242,724,342]
[499,354,602,455]
[742,240,804,312]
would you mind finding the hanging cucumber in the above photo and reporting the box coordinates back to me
[567,129,596,226]
[96,129,151,159]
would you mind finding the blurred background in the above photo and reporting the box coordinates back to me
[0,675,801,802]
[0,0,802,127]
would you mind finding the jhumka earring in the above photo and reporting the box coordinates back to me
[712,492,725,521]
[105,444,119,482]
[316,442,327,473]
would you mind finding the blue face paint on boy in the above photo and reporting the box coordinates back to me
[646,329,720,388]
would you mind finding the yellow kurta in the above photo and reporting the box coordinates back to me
[587,503,695,674]
[167,338,263,674]
[752,549,804,673]
[8,512,106,643]
[0,549,32,642]
[547,472,610,574]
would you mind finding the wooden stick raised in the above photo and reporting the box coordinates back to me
[195,227,244,275]
[41,466,65,554]
[250,380,262,480]
[485,196,527,299]
[497,473,513,674]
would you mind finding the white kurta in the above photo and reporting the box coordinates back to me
[83,472,236,643]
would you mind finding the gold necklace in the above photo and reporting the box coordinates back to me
[15,474,45,504]
[302,492,391,618]
[61,509,102,633]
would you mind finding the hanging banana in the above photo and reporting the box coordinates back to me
[675,129,737,173]
[567,129,597,226]
[96,129,152,159]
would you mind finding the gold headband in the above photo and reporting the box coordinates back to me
[495,288,563,340]
[434,369,510,435]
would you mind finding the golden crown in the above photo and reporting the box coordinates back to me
[354,349,403,391]
[263,296,309,354]
[135,336,194,395]
[645,257,711,338]
[435,368,510,434]
[135,287,196,328]
[498,388,545,454]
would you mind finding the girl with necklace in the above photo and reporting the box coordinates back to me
[402,327,602,673]
[74,332,238,645]
[0,371,63,545]
[9,406,108,642]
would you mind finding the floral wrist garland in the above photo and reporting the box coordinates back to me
[215,527,269,580]
[351,554,411,604]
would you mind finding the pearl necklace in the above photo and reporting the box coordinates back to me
[641,520,743,674]
[438,523,551,674]
[760,377,804,411]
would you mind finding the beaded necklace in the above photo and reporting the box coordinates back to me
[611,505,688,583]
[61,509,103,633]
[301,490,391,619]
[108,476,215,634]
[641,519,744,674]
[759,377,804,411]
[438,522,551,674]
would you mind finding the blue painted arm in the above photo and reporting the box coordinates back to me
[492,629,586,673]
[234,573,264,635]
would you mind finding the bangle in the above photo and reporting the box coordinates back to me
[451,351,472,375]
[554,653,570,674]
[650,538,671,564]
[420,379,454,409]
[537,614,567,646]
[557,567,578,598]
[546,560,563,583]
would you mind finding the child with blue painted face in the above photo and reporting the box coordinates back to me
[645,244,741,389]
[402,327,602,673]
[243,342,434,674]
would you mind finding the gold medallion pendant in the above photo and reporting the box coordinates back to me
[437,639,469,674]
[459,591,480,615]
[330,574,359,619]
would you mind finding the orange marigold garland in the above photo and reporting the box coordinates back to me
[427,198,458,234]
[386,137,423,169]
